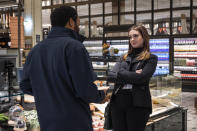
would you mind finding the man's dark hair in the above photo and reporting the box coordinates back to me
[50,6,78,27]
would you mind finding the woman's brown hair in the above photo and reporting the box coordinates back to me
[123,25,151,60]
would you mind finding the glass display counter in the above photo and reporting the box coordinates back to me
[150,74,182,115]
[92,74,186,131]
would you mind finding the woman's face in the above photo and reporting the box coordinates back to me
[129,29,144,48]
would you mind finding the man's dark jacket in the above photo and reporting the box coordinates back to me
[108,54,158,113]
[20,27,105,131]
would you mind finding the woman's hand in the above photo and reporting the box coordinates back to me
[136,69,142,74]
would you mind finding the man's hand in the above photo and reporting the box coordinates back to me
[100,91,111,104]
[103,89,107,95]
[136,69,142,74]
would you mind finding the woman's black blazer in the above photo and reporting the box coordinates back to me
[107,54,158,113]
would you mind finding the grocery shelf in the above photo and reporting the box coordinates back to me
[174,65,197,68]
[174,56,197,58]
[93,68,108,71]
[0,92,23,99]
[96,77,107,81]
[174,50,197,52]
[173,37,197,91]
[90,56,119,62]
[0,0,18,7]
[150,50,169,52]
[174,66,197,71]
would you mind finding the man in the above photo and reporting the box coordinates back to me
[20,6,105,131]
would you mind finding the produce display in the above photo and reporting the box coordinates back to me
[102,43,110,50]
[0,113,8,123]
[102,43,110,55]
[6,105,39,130]
[23,110,40,129]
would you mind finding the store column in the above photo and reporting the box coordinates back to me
[112,0,126,36]
[111,1,118,37]
[112,1,118,25]
[120,0,128,36]
[120,0,126,24]
[112,0,126,25]
[24,0,42,47]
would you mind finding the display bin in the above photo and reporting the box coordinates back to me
[146,107,187,131]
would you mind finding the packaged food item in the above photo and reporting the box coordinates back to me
[114,48,119,54]
[103,49,109,55]
[14,117,26,130]
[93,127,99,131]
[110,47,114,56]
[9,105,24,121]
[92,114,105,131]
[98,120,104,131]
[102,43,110,49]
[92,116,100,122]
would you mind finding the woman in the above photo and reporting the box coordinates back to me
[107,25,158,131]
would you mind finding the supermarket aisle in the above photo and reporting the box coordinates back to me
[182,92,197,131]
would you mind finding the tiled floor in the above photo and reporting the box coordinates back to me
[182,92,197,131]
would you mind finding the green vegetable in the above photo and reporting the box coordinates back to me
[0,114,8,122]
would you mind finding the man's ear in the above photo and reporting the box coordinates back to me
[68,18,73,27]
[69,18,75,27]
[65,18,75,30]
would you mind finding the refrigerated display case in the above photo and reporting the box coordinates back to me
[145,73,186,131]
[83,40,106,80]
[83,38,170,81]
[149,74,182,115]
[174,37,197,91]
[105,38,170,76]
[106,39,128,56]
[149,39,170,76]
[0,55,24,112]
[83,40,103,57]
